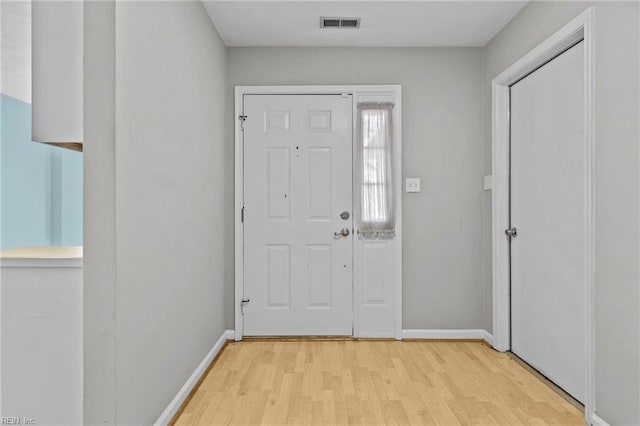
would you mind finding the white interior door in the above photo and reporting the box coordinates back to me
[510,41,586,403]
[243,94,353,335]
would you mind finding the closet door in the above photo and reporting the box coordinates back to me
[510,41,586,403]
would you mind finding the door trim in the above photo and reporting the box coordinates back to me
[234,85,403,341]
[491,8,594,423]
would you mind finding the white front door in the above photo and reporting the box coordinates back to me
[510,41,586,402]
[243,94,353,335]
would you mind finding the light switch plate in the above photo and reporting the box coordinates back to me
[406,178,421,193]
[484,175,494,191]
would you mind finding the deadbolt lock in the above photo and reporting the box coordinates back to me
[340,211,350,220]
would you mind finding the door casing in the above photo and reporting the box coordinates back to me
[234,85,403,341]
[491,8,595,423]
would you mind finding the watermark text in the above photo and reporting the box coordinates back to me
[1,417,36,425]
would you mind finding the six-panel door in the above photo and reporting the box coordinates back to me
[243,94,353,335]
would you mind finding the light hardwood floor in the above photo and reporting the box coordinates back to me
[173,340,585,425]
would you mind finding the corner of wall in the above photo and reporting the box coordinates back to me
[82,0,117,424]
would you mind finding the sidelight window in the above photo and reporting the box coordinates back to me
[356,102,395,240]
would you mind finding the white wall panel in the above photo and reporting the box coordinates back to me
[362,243,388,304]
[1,260,82,424]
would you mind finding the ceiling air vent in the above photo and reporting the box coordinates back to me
[320,17,361,29]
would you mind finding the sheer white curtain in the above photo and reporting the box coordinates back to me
[356,102,395,240]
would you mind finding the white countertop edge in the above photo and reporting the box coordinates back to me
[0,246,83,268]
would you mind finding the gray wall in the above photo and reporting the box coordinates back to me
[81,2,639,424]
[227,47,486,330]
[484,2,640,424]
[84,1,228,424]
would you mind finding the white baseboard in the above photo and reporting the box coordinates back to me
[402,329,491,344]
[590,413,610,426]
[483,330,494,346]
[155,329,234,425]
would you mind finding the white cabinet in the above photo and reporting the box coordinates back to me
[32,1,83,146]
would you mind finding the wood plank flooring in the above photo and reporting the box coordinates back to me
[173,340,584,425]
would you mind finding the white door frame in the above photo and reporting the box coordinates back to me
[491,8,595,422]
[234,85,403,341]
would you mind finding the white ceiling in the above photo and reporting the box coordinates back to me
[203,1,528,47]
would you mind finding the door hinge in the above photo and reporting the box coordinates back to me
[241,206,245,223]
[238,115,247,131]
[505,227,518,240]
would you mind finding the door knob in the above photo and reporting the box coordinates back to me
[334,228,350,238]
